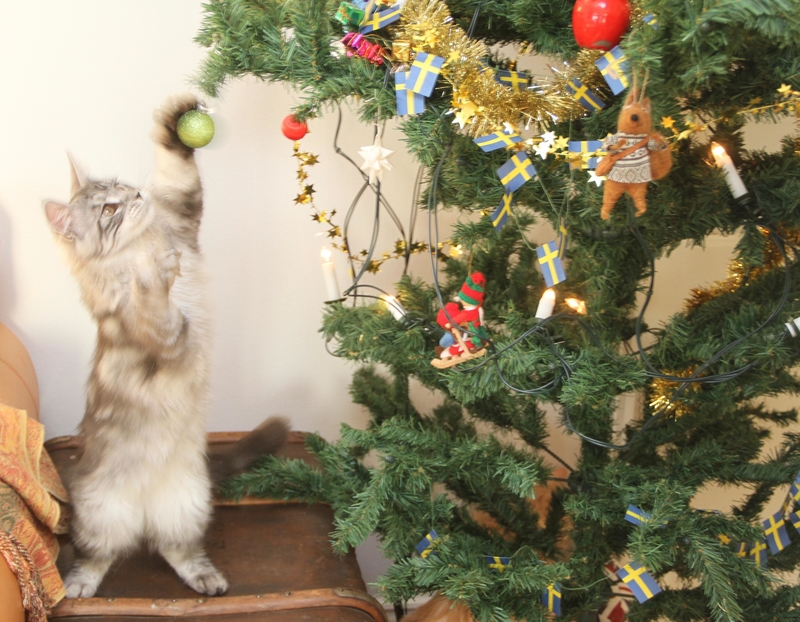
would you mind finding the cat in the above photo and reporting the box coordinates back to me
[44,94,287,599]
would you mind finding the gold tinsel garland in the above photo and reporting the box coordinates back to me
[685,226,800,312]
[649,224,800,416]
[649,368,698,418]
[395,0,587,136]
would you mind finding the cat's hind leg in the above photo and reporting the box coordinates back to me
[159,542,228,596]
[64,556,116,599]
[146,451,228,595]
[65,481,144,598]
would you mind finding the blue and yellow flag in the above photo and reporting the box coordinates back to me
[485,556,511,573]
[735,541,751,558]
[642,13,659,27]
[496,152,536,192]
[749,539,769,567]
[536,240,567,287]
[473,131,522,152]
[566,78,606,112]
[790,482,800,505]
[491,193,514,231]
[789,511,800,533]
[595,46,629,96]
[359,3,401,33]
[625,505,650,526]
[416,530,439,558]
[407,52,444,97]
[616,562,662,604]
[763,511,791,555]
[568,140,605,169]
[495,69,528,92]
[395,72,425,116]
[542,583,562,616]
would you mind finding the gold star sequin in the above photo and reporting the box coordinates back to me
[553,136,569,151]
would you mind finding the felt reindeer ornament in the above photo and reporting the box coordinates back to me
[596,70,672,220]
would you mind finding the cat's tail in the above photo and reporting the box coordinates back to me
[207,416,290,484]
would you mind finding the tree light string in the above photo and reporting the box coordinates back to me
[319,6,800,453]
[417,125,798,451]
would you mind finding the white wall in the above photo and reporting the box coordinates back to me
[1,0,796,601]
[0,1,427,442]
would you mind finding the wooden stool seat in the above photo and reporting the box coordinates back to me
[46,434,387,622]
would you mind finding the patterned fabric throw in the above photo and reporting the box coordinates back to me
[0,405,69,618]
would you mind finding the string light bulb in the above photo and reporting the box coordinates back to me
[565,297,587,314]
[535,288,556,319]
[320,247,341,302]
[710,142,748,199]
[380,294,407,321]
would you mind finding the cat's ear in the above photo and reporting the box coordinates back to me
[44,201,74,239]
[67,152,88,198]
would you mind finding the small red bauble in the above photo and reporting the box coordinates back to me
[572,0,631,50]
[281,115,308,140]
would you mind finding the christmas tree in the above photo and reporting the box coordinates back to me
[194,0,800,619]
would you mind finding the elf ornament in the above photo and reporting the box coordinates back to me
[431,272,488,369]
[595,72,671,220]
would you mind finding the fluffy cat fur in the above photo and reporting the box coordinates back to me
[44,94,287,599]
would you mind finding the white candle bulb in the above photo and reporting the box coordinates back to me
[535,288,556,319]
[711,143,748,199]
[320,247,341,302]
[380,294,406,321]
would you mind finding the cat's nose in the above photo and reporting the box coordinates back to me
[631,114,639,122]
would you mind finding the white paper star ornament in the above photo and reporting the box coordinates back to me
[358,134,394,185]
[588,170,606,186]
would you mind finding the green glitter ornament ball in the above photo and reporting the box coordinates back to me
[177,110,215,148]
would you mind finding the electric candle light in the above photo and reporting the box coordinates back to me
[380,294,406,321]
[711,143,748,199]
[565,297,587,314]
[320,247,341,302]
[535,288,556,319]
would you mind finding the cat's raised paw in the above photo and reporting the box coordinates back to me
[151,94,201,153]
[185,569,229,596]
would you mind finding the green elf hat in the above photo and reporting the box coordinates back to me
[458,272,486,306]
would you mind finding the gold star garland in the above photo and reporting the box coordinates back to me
[293,142,342,241]
[292,142,434,273]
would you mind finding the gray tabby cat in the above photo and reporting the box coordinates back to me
[44,94,287,598]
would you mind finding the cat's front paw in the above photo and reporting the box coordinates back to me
[159,248,182,290]
[151,94,201,154]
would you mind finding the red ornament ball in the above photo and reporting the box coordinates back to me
[572,0,631,50]
[281,115,308,141]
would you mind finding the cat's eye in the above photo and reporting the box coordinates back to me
[101,204,118,217]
